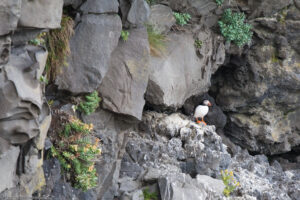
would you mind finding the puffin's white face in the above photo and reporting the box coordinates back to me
[203,100,212,107]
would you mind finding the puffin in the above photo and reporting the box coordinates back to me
[194,100,212,125]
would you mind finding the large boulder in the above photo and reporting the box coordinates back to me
[158,173,224,200]
[127,0,151,26]
[146,29,224,109]
[56,14,122,94]
[169,0,217,17]
[80,0,119,14]
[148,4,176,34]
[0,0,21,35]
[19,0,63,29]
[98,27,150,120]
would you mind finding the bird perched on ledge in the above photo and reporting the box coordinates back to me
[194,100,212,125]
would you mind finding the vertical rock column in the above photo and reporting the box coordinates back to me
[0,0,63,197]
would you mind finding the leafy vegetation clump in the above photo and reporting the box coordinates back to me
[173,12,191,26]
[221,169,240,197]
[216,0,224,6]
[146,0,157,5]
[194,39,203,49]
[39,75,49,85]
[50,115,101,191]
[121,30,130,41]
[147,25,167,56]
[78,91,101,115]
[218,9,253,47]
[29,32,47,46]
[45,15,74,81]
[143,188,158,200]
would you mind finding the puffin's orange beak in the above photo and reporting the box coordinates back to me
[208,102,212,107]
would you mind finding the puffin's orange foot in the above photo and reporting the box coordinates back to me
[197,121,207,125]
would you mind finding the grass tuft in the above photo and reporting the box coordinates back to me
[45,15,74,82]
[147,25,167,57]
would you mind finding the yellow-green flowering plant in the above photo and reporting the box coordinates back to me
[221,169,240,197]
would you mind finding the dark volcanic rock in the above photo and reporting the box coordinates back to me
[56,14,122,94]
[99,27,150,121]
[212,7,300,155]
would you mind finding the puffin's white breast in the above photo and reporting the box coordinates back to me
[194,105,209,118]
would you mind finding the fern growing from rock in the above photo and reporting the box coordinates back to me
[218,9,253,47]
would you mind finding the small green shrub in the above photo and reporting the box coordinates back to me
[271,52,280,63]
[78,91,101,115]
[216,0,224,6]
[146,0,157,5]
[173,12,191,26]
[143,188,158,200]
[29,32,46,46]
[194,39,203,49]
[218,9,253,47]
[221,170,240,197]
[39,75,49,84]
[50,116,101,191]
[147,25,166,56]
[278,8,287,24]
[121,30,130,41]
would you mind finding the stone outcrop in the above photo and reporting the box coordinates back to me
[0,45,51,197]
[0,0,57,197]
[0,0,21,35]
[19,0,63,29]
[56,14,122,94]
[146,28,224,109]
[169,0,217,17]
[99,27,150,120]
[80,0,119,14]
[212,3,300,155]
[148,4,175,34]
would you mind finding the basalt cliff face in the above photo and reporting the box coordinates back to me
[0,0,299,200]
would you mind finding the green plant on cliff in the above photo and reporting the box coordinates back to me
[147,25,166,56]
[216,0,224,6]
[146,0,157,5]
[39,75,49,85]
[50,116,101,191]
[277,7,288,24]
[45,15,74,82]
[143,188,158,200]
[78,91,101,115]
[218,9,253,47]
[29,32,46,46]
[121,30,130,41]
[194,39,203,49]
[221,169,240,197]
[173,12,191,26]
